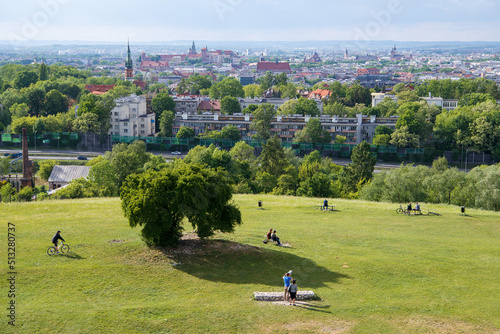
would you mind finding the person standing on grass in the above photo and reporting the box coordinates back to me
[283,271,293,301]
[288,279,298,305]
[407,202,412,215]
[51,230,65,253]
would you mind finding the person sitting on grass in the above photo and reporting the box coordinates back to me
[271,230,282,246]
[51,230,65,254]
[263,229,273,244]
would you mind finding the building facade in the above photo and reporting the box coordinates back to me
[172,113,397,144]
[110,95,155,136]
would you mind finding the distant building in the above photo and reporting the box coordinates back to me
[308,89,332,100]
[304,51,322,63]
[371,93,458,111]
[257,61,292,74]
[172,113,398,144]
[139,60,170,71]
[84,84,116,95]
[197,100,221,114]
[357,68,381,76]
[390,45,411,61]
[125,40,134,81]
[239,75,255,86]
[48,165,91,190]
[355,54,378,61]
[109,95,155,136]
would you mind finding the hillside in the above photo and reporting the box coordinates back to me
[1,195,499,333]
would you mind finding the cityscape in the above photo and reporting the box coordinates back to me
[1,1,499,333]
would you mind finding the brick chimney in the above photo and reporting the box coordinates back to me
[20,127,33,188]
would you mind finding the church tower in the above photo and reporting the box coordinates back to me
[189,41,197,55]
[125,40,134,81]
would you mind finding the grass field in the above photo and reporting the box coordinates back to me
[1,195,499,333]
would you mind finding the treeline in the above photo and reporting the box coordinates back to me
[3,140,498,211]
[0,63,144,135]
[361,158,500,211]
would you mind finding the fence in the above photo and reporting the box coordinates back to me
[0,132,430,159]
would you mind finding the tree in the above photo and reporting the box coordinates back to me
[372,134,391,146]
[220,96,241,115]
[243,84,263,98]
[229,141,255,163]
[334,135,347,144]
[33,118,45,133]
[104,140,151,188]
[294,118,331,144]
[375,125,394,136]
[38,160,57,181]
[342,141,376,193]
[159,110,175,137]
[176,126,195,139]
[260,136,289,176]
[220,125,241,141]
[9,103,29,120]
[458,93,495,107]
[295,98,320,116]
[39,63,49,81]
[77,93,115,145]
[27,88,45,117]
[14,70,39,89]
[73,112,100,134]
[87,158,119,197]
[120,163,242,247]
[151,92,176,132]
[209,77,245,99]
[390,126,420,148]
[277,99,299,116]
[43,89,68,116]
[251,103,276,140]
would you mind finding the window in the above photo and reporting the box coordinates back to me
[124,129,128,133]
[114,112,119,116]
[141,124,145,128]
[141,131,145,134]
[124,122,128,126]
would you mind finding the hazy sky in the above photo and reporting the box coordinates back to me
[1,0,499,43]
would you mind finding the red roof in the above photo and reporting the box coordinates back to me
[133,80,147,90]
[198,100,221,111]
[84,84,116,94]
[257,61,291,72]
[308,89,332,99]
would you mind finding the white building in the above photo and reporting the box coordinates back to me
[371,93,458,111]
[110,95,155,136]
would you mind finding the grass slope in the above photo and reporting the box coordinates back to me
[1,195,499,333]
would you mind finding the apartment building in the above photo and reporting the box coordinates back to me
[371,93,459,111]
[110,95,155,136]
[172,113,397,144]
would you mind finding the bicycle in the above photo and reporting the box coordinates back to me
[47,241,70,256]
[426,210,441,216]
[396,205,407,215]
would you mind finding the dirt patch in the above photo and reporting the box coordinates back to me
[109,239,124,244]
[395,316,499,334]
[261,320,355,333]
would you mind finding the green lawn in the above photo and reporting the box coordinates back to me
[1,195,499,333]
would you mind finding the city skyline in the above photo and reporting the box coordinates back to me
[1,0,499,43]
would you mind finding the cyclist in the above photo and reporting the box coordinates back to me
[51,231,65,253]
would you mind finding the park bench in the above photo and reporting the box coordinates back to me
[319,205,336,211]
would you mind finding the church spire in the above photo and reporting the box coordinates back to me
[125,39,134,80]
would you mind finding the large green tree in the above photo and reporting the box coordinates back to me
[342,141,376,193]
[294,118,331,144]
[151,91,176,132]
[43,89,68,116]
[159,110,175,137]
[209,77,245,99]
[220,96,241,115]
[250,103,276,140]
[120,163,242,247]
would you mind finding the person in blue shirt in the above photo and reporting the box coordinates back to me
[283,270,293,301]
[323,199,328,210]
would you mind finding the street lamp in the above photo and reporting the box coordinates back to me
[465,148,469,173]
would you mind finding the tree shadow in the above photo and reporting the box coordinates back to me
[162,239,349,288]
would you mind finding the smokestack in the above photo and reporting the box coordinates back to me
[21,128,33,188]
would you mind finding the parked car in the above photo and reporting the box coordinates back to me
[171,151,182,155]
[9,152,22,158]
[77,156,88,160]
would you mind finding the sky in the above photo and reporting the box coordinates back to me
[1,0,499,43]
